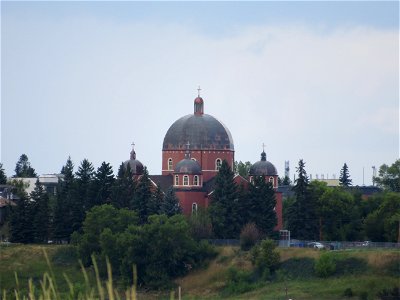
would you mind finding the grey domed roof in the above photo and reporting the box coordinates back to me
[249,151,278,176]
[123,147,144,175]
[174,159,202,174]
[163,96,234,151]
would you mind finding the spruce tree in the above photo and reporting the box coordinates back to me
[53,157,76,241]
[76,159,95,211]
[286,159,318,240]
[208,160,240,238]
[91,162,114,208]
[30,179,50,243]
[247,176,277,236]
[14,154,37,178]
[10,189,34,243]
[160,187,182,217]
[112,162,135,209]
[148,185,163,215]
[0,163,7,184]
[131,168,153,224]
[339,163,352,187]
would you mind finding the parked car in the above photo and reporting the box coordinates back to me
[361,241,371,247]
[307,242,325,249]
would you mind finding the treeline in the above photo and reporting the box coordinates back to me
[285,159,400,242]
[7,157,181,243]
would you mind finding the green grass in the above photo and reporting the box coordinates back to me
[1,244,399,299]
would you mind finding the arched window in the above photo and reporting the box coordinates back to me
[183,175,189,186]
[249,176,253,184]
[191,158,197,161]
[193,175,199,186]
[269,176,274,186]
[216,158,222,170]
[192,202,198,214]
[174,175,179,186]
[168,158,173,171]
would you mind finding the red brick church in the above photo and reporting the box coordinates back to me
[124,92,283,231]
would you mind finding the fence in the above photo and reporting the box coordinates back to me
[208,239,400,249]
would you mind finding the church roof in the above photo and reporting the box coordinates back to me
[123,145,144,175]
[249,151,278,176]
[174,158,202,174]
[162,95,234,151]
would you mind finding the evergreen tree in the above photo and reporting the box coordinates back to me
[76,159,95,211]
[148,185,163,215]
[112,162,135,209]
[30,179,50,243]
[0,163,7,184]
[91,162,115,208]
[160,187,182,217]
[247,176,277,236]
[14,154,37,178]
[131,168,153,224]
[286,159,318,240]
[339,163,352,187]
[208,160,240,238]
[53,157,76,241]
[9,188,34,243]
[280,175,292,186]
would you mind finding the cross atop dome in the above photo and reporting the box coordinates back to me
[197,85,201,97]
[130,141,136,160]
[261,143,267,162]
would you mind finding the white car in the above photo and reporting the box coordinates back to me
[308,242,325,249]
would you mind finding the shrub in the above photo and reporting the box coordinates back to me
[315,252,336,277]
[279,257,315,279]
[335,257,368,275]
[251,239,280,277]
[223,266,255,295]
[343,287,354,297]
[240,223,260,251]
[359,291,368,300]
[377,287,400,300]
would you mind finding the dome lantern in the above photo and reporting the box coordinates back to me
[194,86,204,115]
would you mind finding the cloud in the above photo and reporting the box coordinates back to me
[2,12,398,185]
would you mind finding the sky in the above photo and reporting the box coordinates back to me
[1,1,399,186]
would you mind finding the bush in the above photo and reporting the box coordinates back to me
[223,266,256,295]
[343,287,354,297]
[377,287,400,300]
[315,252,336,277]
[279,257,315,279]
[335,257,367,275]
[251,239,280,277]
[240,223,260,251]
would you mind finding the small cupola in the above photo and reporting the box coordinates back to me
[123,142,144,175]
[174,142,202,174]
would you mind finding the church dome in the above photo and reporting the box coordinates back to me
[249,151,277,176]
[174,159,202,174]
[123,145,144,175]
[163,95,234,151]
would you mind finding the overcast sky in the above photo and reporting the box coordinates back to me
[2,1,399,186]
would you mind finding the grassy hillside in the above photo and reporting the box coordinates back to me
[1,244,399,299]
